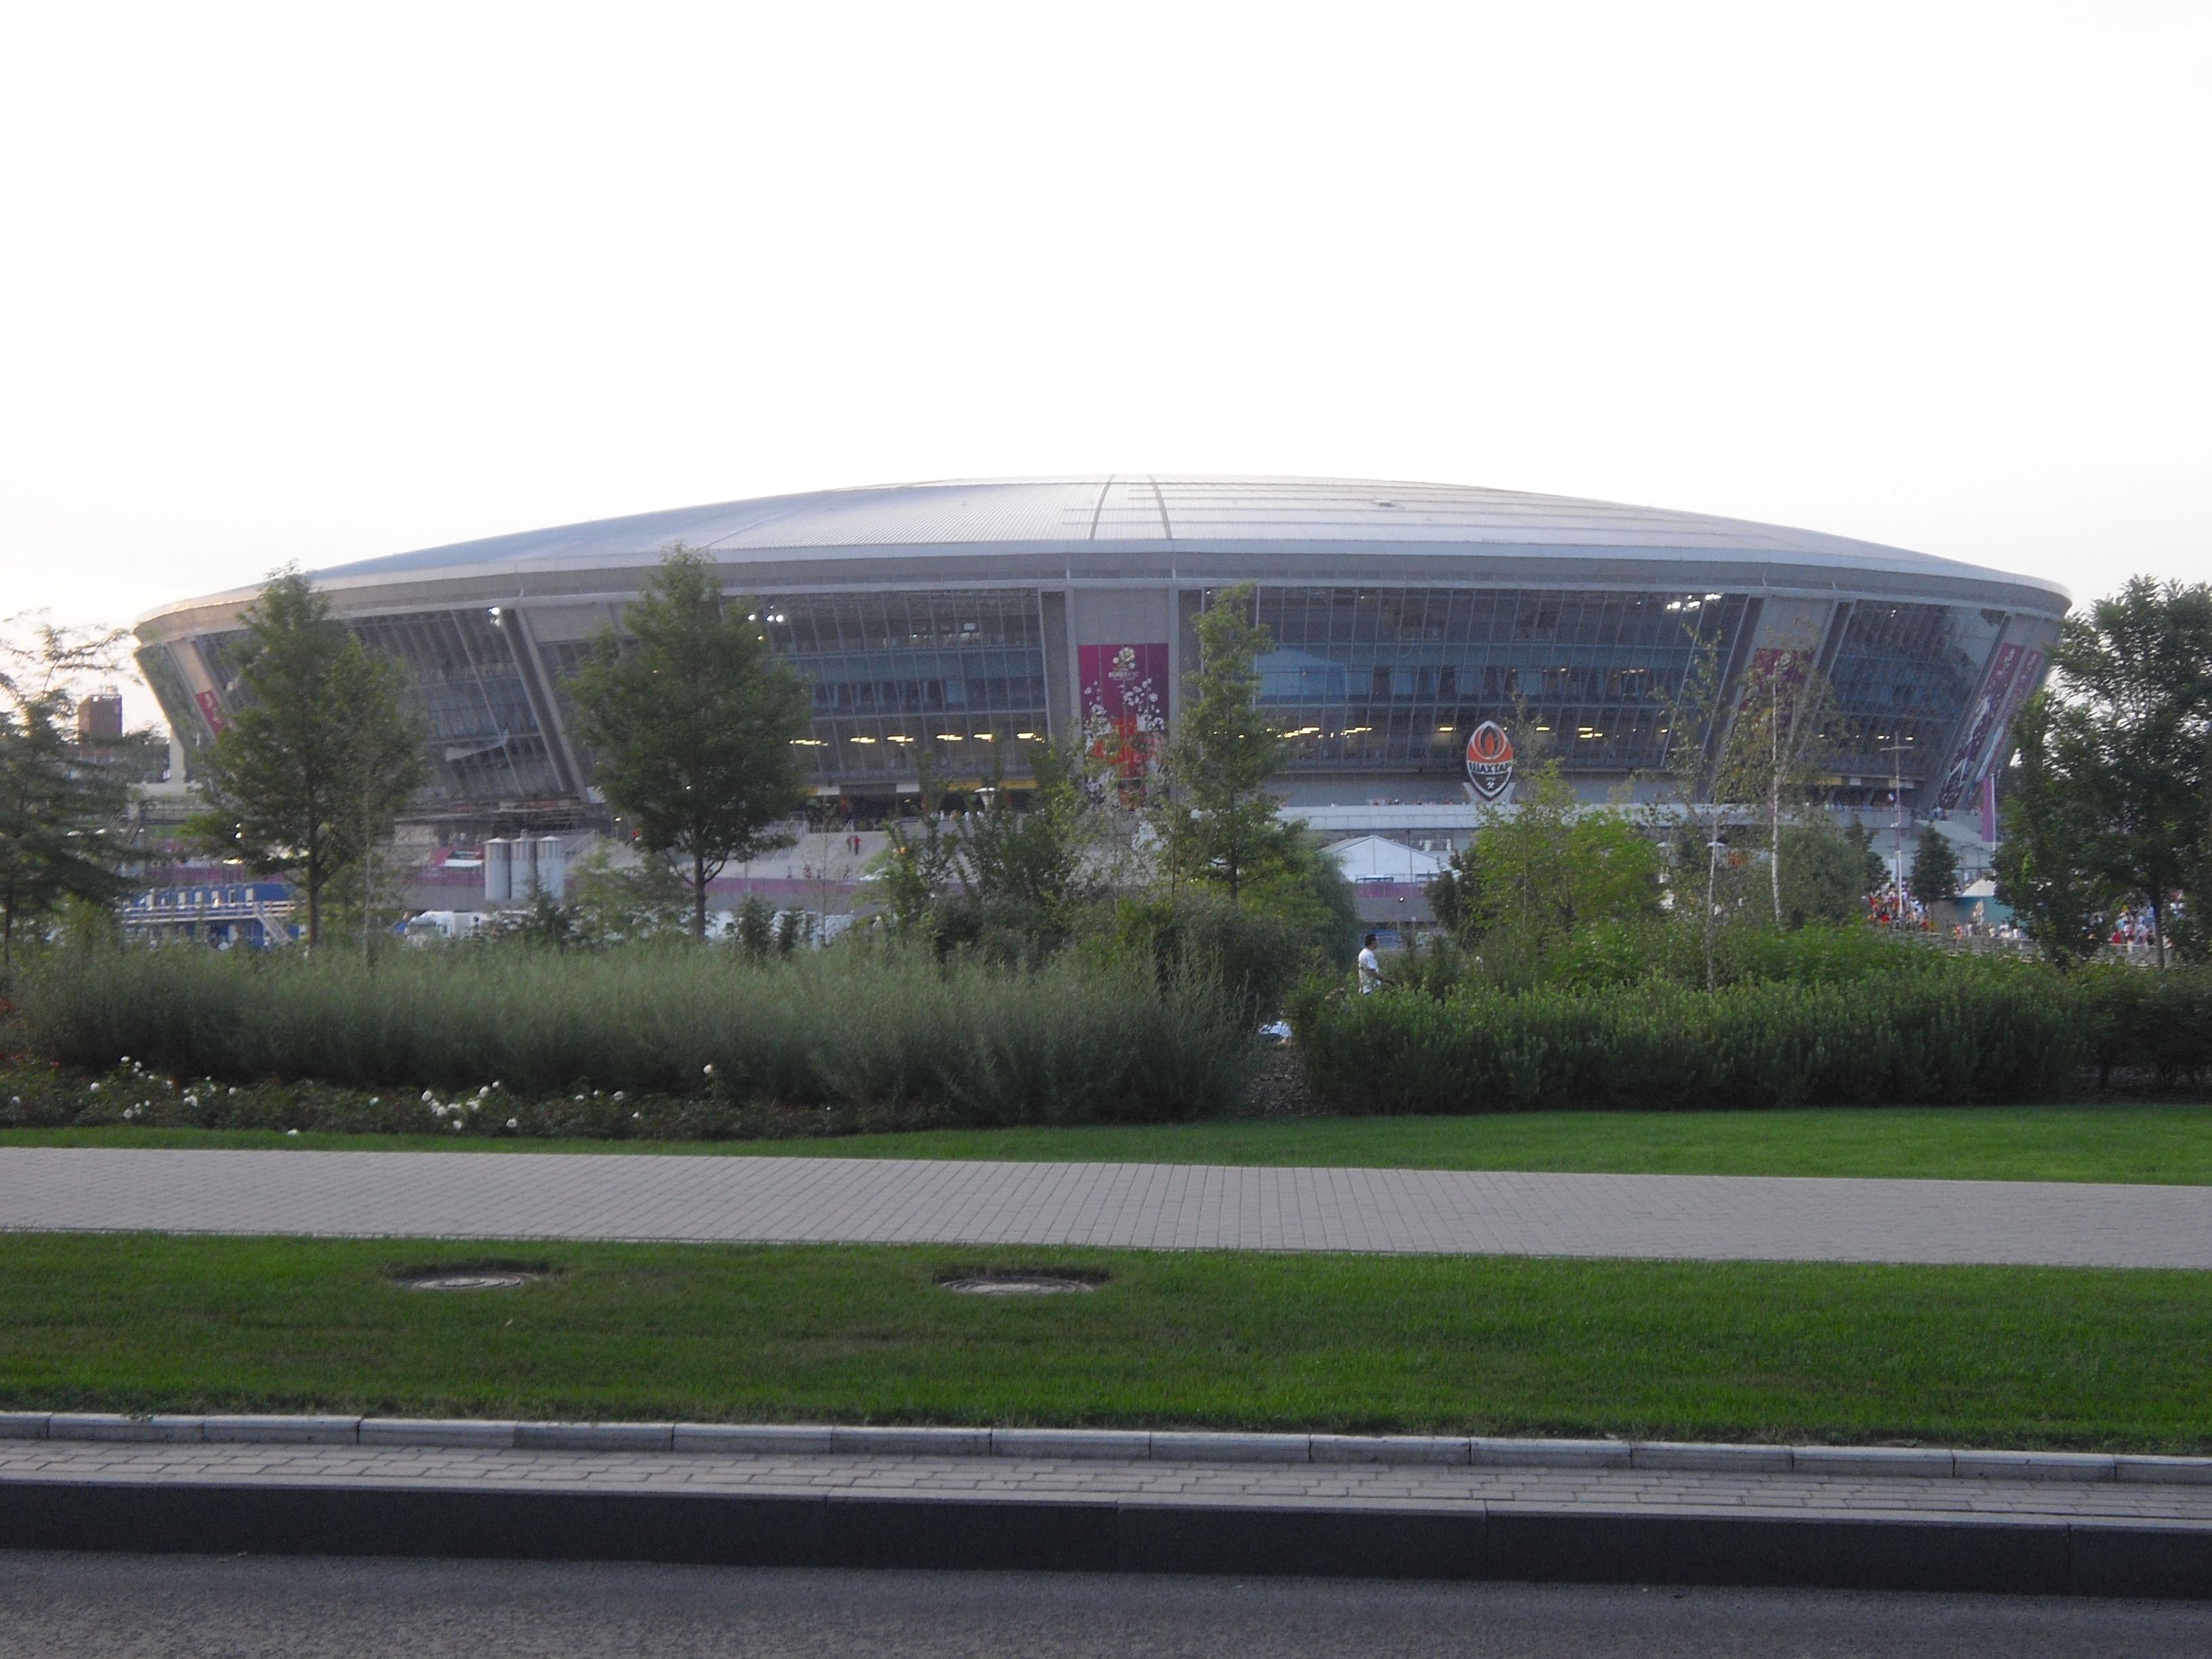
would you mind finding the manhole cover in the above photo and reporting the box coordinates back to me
[398,1271,537,1292]
[941,1275,1094,1296]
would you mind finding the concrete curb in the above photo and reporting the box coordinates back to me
[3,1411,2206,1485]
[3,1479,2208,1599]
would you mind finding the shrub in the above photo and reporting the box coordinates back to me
[2075,966,2212,1088]
[10,945,1252,1126]
[1292,969,2087,1113]
[1089,894,1322,1020]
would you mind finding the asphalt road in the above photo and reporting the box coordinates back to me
[3,1554,2209,1658]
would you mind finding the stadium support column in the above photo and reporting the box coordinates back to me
[501,606,586,804]
[1040,591,1073,745]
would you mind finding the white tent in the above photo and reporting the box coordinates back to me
[1328,834,1446,882]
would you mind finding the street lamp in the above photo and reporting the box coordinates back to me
[1879,739,1914,925]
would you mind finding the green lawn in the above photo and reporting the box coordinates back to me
[9,1102,2212,1184]
[3,1234,2207,1452]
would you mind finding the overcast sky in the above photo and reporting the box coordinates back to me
[3,2,2208,727]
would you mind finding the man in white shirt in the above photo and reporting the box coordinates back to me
[1357,933,1381,994]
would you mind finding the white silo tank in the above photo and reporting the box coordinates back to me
[483,839,512,905]
[535,837,566,901]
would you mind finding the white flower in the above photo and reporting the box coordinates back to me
[285,1128,300,1137]
[182,1095,198,1107]
[368,1097,379,1107]
[468,1101,479,1112]
[87,1083,99,1094]
[420,1089,434,1103]
[451,1120,464,1131]
[228,1087,237,1096]
[119,1056,129,1065]
[506,1118,519,1130]
[632,1111,642,1120]
[611,1091,626,1102]
[476,1086,489,1099]
[703,1064,716,1077]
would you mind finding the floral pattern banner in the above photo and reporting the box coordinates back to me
[1079,643,1168,779]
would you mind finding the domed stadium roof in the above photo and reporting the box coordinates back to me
[304,475,2062,598]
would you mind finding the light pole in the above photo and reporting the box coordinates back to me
[1880,739,1913,926]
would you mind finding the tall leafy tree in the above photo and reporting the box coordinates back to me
[953,742,1113,943]
[2041,578,2212,966]
[1430,763,1662,949]
[189,570,427,948]
[1908,825,1959,908]
[1719,649,1835,928]
[1992,690,2115,967]
[0,619,135,968]
[567,547,813,938]
[1149,583,1286,906]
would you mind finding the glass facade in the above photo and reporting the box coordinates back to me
[762,590,1050,784]
[1818,602,1999,783]
[145,580,2021,813]
[348,610,565,801]
[1252,587,1748,775]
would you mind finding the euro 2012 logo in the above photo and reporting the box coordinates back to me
[1465,720,1515,800]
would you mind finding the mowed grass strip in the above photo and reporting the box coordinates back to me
[11,1101,2212,1184]
[3,1234,2208,1452]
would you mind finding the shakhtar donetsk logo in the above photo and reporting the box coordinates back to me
[1465,720,1515,800]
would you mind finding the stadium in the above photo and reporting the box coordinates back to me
[133,476,2069,843]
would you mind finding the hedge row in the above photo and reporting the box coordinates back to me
[1292,973,2087,1113]
[9,946,1251,1126]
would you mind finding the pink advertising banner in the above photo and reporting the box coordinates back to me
[1079,642,1167,781]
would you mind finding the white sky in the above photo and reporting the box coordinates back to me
[3,2,2208,727]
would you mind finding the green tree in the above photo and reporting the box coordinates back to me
[948,741,1119,953]
[188,571,426,949]
[1430,764,1662,960]
[0,619,135,968]
[1777,817,1882,927]
[1150,583,1286,906]
[567,548,813,939]
[1656,623,1740,989]
[565,842,692,946]
[734,893,775,958]
[2043,578,2212,966]
[1722,650,1835,927]
[1992,690,2112,966]
[1908,825,1959,908]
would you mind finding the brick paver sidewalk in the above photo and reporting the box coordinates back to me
[3,1147,2209,1265]
[11,1435,2212,1527]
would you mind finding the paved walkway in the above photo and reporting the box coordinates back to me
[12,1436,2212,1527]
[3,1147,2209,1265]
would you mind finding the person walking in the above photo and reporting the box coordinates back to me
[1357,933,1382,994]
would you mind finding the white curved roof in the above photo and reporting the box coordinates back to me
[304,475,2062,600]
